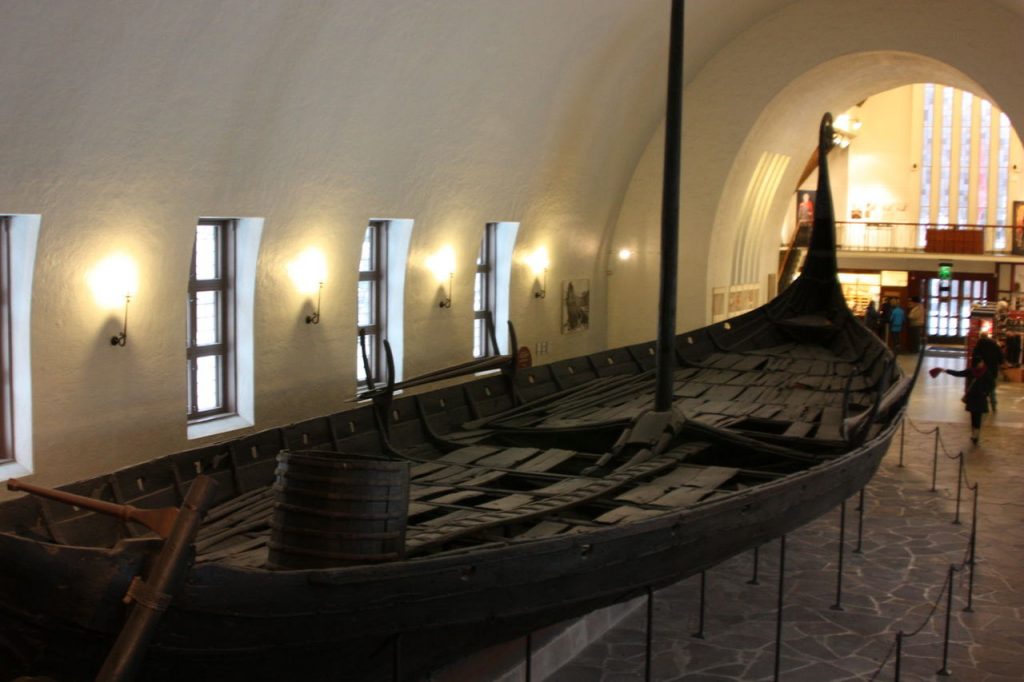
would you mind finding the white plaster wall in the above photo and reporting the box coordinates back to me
[608,0,1024,347]
[847,90,916,222]
[0,0,676,488]
[4,0,1024,491]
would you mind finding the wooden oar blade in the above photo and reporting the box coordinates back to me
[8,477,179,539]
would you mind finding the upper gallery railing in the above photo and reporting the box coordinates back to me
[829,220,1021,256]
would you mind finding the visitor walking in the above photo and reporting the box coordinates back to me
[930,359,992,445]
[972,332,1003,412]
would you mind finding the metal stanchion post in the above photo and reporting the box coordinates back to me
[645,586,654,682]
[894,631,903,681]
[393,633,401,682]
[931,429,940,492]
[692,571,706,639]
[525,632,532,682]
[899,420,905,467]
[831,499,846,611]
[965,484,979,613]
[854,488,865,554]
[773,535,787,682]
[747,545,760,585]
[937,564,956,677]
[953,454,964,525]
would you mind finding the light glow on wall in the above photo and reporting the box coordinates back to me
[287,247,328,295]
[87,254,139,308]
[425,245,456,282]
[524,247,549,275]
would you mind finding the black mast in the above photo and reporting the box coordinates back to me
[654,0,684,412]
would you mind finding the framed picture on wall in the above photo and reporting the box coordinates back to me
[1013,201,1024,256]
[561,279,590,334]
[795,190,815,247]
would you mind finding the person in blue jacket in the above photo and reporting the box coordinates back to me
[888,298,906,353]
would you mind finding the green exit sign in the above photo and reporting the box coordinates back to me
[938,262,953,280]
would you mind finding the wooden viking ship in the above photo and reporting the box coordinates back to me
[0,5,913,680]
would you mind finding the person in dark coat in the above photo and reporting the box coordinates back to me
[878,297,893,341]
[972,332,1003,412]
[864,300,879,332]
[930,359,992,444]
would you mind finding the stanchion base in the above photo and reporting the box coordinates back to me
[690,632,705,640]
[829,604,844,612]
[746,579,760,586]
[963,606,974,613]
[937,668,952,676]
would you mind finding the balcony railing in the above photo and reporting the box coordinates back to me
[830,221,1021,256]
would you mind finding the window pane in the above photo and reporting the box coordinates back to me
[474,318,485,358]
[357,281,374,326]
[195,355,221,412]
[195,224,219,280]
[195,291,220,345]
[474,272,484,311]
[359,227,374,272]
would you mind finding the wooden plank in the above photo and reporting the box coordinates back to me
[731,354,767,371]
[517,521,570,539]
[703,385,745,401]
[439,446,503,464]
[783,422,814,438]
[649,486,711,507]
[677,465,739,489]
[477,447,540,469]
[594,506,664,524]
[751,404,783,419]
[479,494,533,511]
[431,490,484,505]
[675,382,710,398]
[815,406,845,441]
[515,449,577,473]
[409,484,451,501]
[535,479,591,495]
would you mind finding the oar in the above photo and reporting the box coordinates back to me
[97,475,218,681]
[7,476,219,680]
[7,478,179,539]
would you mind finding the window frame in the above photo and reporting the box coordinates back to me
[186,219,236,422]
[0,218,12,463]
[357,220,387,387]
[473,223,498,358]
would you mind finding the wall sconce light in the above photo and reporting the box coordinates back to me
[287,248,328,325]
[439,272,453,309]
[110,295,130,346]
[306,282,323,324]
[617,248,633,261]
[525,247,549,299]
[88,253,138,348]
[426,246,455,309]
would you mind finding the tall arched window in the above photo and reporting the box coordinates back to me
[918,85,1013,251]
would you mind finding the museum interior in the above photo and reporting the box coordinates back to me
[0,1,1022,680]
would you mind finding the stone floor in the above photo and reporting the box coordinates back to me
[543,351,1024,681]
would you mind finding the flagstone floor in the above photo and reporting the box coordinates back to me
[543,351,1024,681]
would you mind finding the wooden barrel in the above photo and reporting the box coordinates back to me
[266,450,409,570]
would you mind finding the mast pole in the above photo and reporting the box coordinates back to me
[655,0,684,412]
